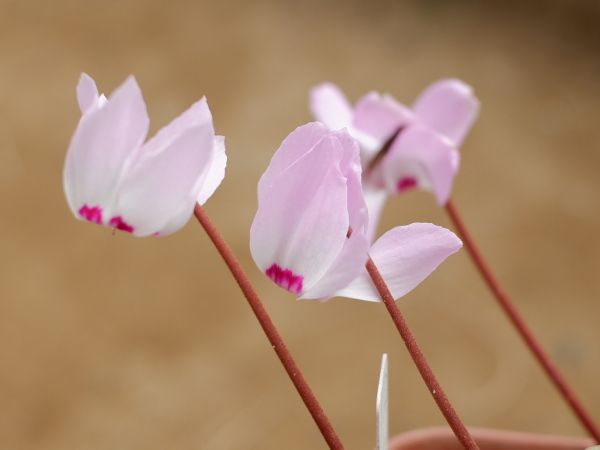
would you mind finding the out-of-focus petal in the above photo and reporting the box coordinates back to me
[382,126,458,205]
[64,76,150,217]
[257,122,329,200]
[115,124,215,236]
[363,187,388,243]
[77,73,100,113]
[336,223,462,301]
[250,135,349,295]
[197,135,226,205]
[309,82,353,130]
[301,130,370,299]
[353,92,413,143]
[412,79,479,146]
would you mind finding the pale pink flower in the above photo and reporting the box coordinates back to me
[310,80,479,237]
[250,122,462,301]
[64,73,226,237]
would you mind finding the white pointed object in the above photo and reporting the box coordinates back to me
[376,353,389,450]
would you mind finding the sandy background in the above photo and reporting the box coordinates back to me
[1,0,599,449]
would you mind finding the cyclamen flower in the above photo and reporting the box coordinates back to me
[250,122,462,301]
[310,79,479,209]
[63,73,226,237]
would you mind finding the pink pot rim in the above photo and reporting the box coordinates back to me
[389,426,594,450]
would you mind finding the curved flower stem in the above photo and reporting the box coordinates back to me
[366,258,480,450]
[193,203,345,450]
[445,198,600,443]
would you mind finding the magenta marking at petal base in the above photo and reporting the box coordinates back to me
[108,216,135,234]
[396,176,418,193]
[266,263,304,294]
[78,204,103,224]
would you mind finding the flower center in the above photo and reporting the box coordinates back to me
[266,263,303,294]
[78,204,103,224]
[396,176,418,193]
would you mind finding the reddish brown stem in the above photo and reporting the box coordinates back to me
[193,204,344,450]
[445,198,600,443]
[366,258,480,450]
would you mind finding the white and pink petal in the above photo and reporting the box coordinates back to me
[412,79,479,147]
[250,135,350,295]
[64,76,150,224]
[113,123,216,236]
[336,223,462,302]
[352,92,413,143]
[300,229,369,300]
[301,130,370,299]
[309,82,353,131]
[197,135,227,205]
[142,97,214,158]
[257,122,329,201]
[382,126,458,205]
[76,73,100,113]
[363,187,388,243]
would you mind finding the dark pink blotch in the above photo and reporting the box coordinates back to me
[108,216,135,234]
[265,263,304,294]
[78,204,103,224]
[396,176,418,193]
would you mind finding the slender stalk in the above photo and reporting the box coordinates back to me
[445,199,600,442]
[366,258,480,450]
[193,203,345,450]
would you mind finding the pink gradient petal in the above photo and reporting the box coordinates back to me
[412,79,480,146]
[301,131,370,299]
[64,76,150,218]
[309,82,353,131]
[250,134,350,294]
[300,230,369,299]
[76,73,100,113]
[336,223,462,302]
[353,92,413,143]
[382,126,458,205]
[363,187,388,243]
[197,135,227,205]
[142,97,214,157]
[115,124,215,236]
[257,122,329,200]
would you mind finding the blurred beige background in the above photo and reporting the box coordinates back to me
[1,0,599,449]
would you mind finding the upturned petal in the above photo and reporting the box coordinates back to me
[197,135,227,205]
[142,97,214,157]
[412,79,480,146]
[114,123,216,236]
[76,73,100,113]
[352,92,413,143]
[250,129,354,296]
[64,76,150,219]
[336,223,462,301]
[257,122,330,201]
[382,126,458,205]
[309,82,353,131]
